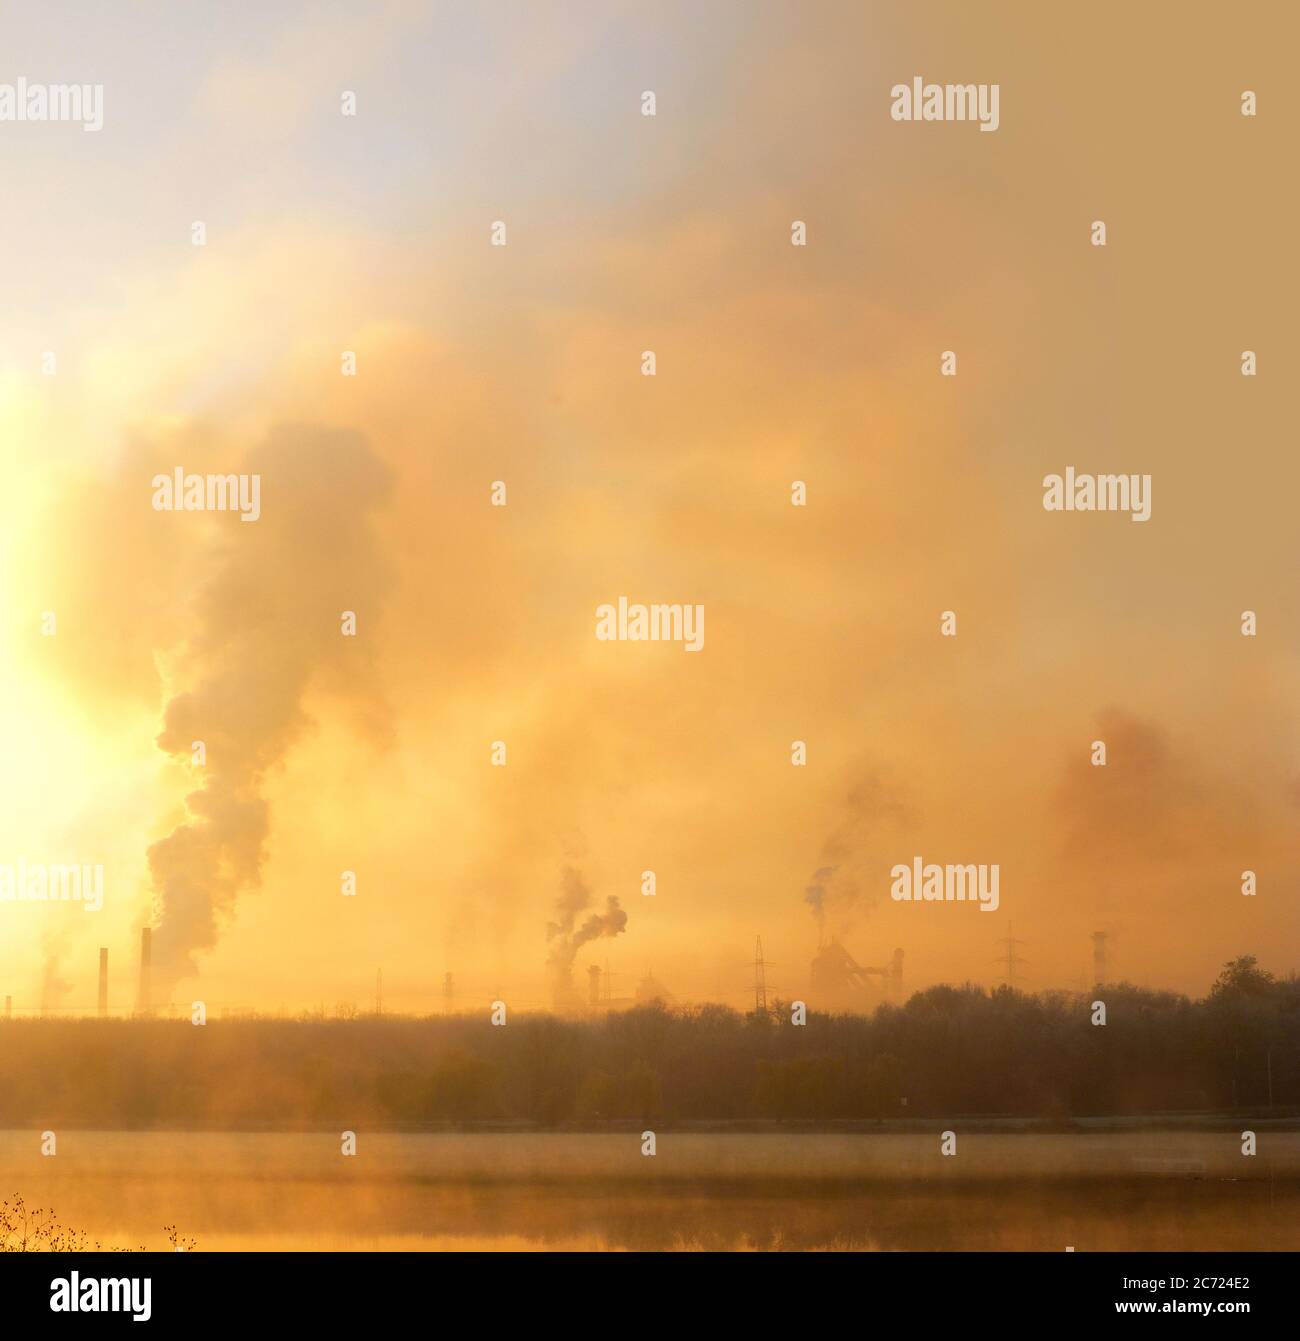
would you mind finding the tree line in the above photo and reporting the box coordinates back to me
[0,957,1294,1126]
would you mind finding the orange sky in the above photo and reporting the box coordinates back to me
[1,1,1297,1013]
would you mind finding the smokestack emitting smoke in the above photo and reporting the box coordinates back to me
[138,927,151,1015]
[547,866,627,1005]
[145,428,392,989]
[98,947,108,1017]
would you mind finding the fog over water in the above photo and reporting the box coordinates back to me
[4,1131,1297,1252]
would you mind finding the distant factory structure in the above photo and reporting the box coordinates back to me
[583,962,672,1013]
[0,928,159,1020]
[809,936,904,1011]
[634,972,672,1006]
[0,929,1130,1019]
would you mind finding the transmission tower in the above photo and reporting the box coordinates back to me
[995,924,1029,988]
[754,936,770,1013]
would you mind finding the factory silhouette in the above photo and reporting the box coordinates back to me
[3,924,1125,1022]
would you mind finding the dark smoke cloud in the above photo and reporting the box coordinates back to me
[805,770,906,936]
[1056,708,1202,866]
[546,866,592,942]
[804,865,834,921]
[146,424,392,988]
[572,899,628,950]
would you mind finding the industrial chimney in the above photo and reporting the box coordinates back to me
[587,963,602,1008]
[1091,931,1108,986]
[137,927,152,1016]
[98,947,108,1018]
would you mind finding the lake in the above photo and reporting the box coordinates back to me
[2,1130,1296,1251]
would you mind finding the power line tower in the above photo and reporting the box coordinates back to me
[754,936,770,1014]
[995,924,1028,988]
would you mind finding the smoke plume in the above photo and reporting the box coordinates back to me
[804,865,835,928]
[39,929,73,1016]
[546,865,627,1004]
[804,770,906,937]
[146,425,392,989]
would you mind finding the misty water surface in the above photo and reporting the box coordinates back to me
[3,1131,1296,1251]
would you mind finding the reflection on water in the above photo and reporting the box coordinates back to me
[3,1131,1296,1251]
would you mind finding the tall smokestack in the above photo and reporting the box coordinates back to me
[138,928,152,1016]
[587,963,602,1008]
[3,995,10,1019]
[1091,931,1107,986]
[98,947,108,1018]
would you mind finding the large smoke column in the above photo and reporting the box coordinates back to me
[146,426,392,990]
[546,865,627,1004]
